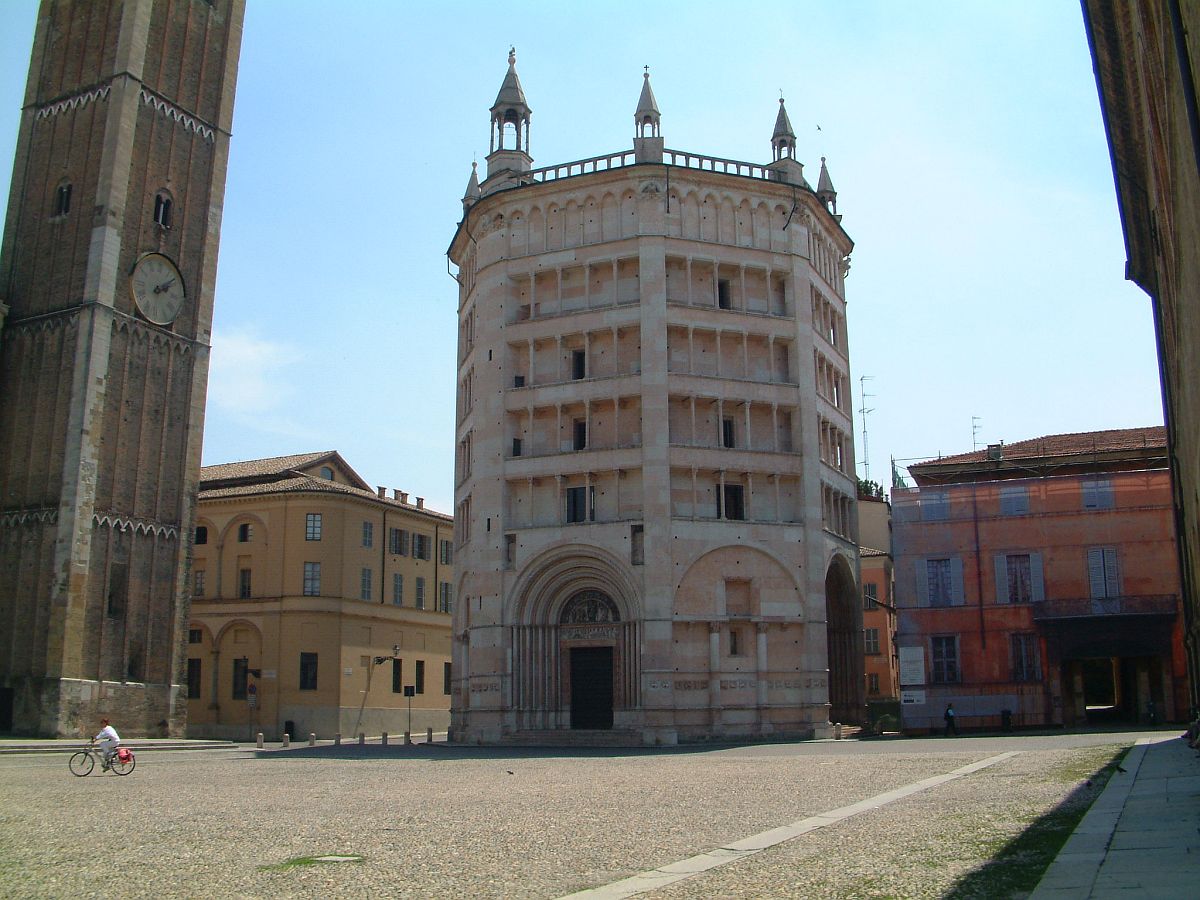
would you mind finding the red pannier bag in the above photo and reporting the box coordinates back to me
[116,748,132,763]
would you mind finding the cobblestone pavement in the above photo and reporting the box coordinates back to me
[0,732,1153,899]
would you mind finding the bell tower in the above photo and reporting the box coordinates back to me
[632,66,663,163]
[485,48,533,188]
[0,0,245,736]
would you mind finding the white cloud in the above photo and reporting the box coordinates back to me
[207,326,300,428]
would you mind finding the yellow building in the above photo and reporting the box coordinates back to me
[186,452,454,741]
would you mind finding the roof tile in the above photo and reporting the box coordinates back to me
[914,426,1166,469]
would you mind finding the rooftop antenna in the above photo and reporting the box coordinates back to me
[858,375,875,482]
[971,416,982,452]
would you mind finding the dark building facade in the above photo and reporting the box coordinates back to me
[1083,0,1200,715]
[0,0,244,735]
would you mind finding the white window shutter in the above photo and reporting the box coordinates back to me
[1104,548,1120,598]
[915,560,929,608]
[1084,479,1115,510]
[950,557,965,606]
[1087,548,1106,598]
[1030,552,1045,603]
[994,554,1009,604]
[1000,485,1029,515]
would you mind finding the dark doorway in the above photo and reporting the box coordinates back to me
[0,687,12,732]
[825,556,864,725]
[1081,657,1121,724]
[569,647,613,729]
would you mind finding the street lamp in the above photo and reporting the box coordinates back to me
[353,646,401,739]
[243,660,262,743]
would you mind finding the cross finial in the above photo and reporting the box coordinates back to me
[508,46,516,65]
[644,65,650,79]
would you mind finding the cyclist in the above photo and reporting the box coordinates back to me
[93,718,121,770]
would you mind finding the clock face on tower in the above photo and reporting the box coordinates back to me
[129,252,186,325]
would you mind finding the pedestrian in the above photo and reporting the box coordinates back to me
[93,717,121,770]
[943,703,957,736]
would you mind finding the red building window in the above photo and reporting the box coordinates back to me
[931,635,959,683]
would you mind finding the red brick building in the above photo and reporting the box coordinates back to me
[893,428,1187,732]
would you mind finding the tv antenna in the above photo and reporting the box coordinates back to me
[858,375,875,482]
[971,416,982,451]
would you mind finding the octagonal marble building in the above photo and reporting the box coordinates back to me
[448,54,862,744]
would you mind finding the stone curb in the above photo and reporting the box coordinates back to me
[0,740,239,755]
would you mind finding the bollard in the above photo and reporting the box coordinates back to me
[309,733,316,747]
[256,732,264,749]
[381,732,388,746]
[358,732,365,745]
[334,733,341,745]
[404,730,411,745]
[282,733,290,748]
[426,727,433,743]
[834,722,843,740]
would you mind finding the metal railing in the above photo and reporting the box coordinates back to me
[1031,594,1178,619]
[521,148,779,186]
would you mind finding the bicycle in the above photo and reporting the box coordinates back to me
[69,742,135,776]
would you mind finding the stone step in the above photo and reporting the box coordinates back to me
[497,729,645,747]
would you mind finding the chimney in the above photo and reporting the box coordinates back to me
[376,486,386,498]
[416,497,425,510]
[399,491,409,504]
[986,443,1003,461]
[393,489,402,500]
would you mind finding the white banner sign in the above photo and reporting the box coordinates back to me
[901,690,926,705]
[899,646,926,686]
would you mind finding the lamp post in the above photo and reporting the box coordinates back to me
[245,666,261,743]
[353,645,401,740]
[404,684,415,739]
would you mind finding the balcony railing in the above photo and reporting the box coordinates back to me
[1031,594,1178,620]
[522,148,779,187]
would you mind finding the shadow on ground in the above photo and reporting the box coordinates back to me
[944,746,1129,898]
[252,738,814,762]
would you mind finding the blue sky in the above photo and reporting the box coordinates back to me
[0,1,1162,513]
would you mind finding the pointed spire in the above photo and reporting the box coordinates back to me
[462,161,481,210]
[817,157,838,214]
[635,66,661,133]
[492,46,529,111]
[771,96,797,162]
[487,47,533,179]
[633,66,664,163]
[772,96,795,141]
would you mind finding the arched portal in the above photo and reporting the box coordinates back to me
[508,546,641,732]
[825,555,863,725]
